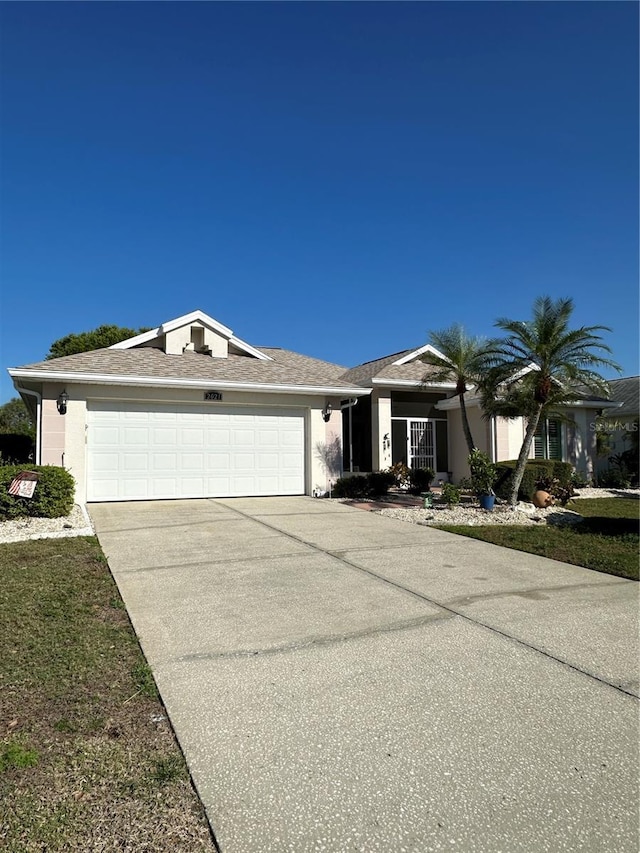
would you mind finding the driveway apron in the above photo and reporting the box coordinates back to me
[89,497,639,853]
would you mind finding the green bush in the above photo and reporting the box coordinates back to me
[333,470,395,499]
[368,470,395,496]
[408,467,435,495]
[494,459,573,502]
[597,468,631,489]
[440,482,461,505]
[0,465,75,520]
[332,475,370,499]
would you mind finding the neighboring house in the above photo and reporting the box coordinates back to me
[8,311,622,503]
[595,376,639,475]
[8,310,369,502]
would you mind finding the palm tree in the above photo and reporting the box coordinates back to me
[482,296,620,506]
[420,324,493,454]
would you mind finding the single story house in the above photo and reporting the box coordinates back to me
[8,310,621,503]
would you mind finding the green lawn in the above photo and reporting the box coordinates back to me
[0,537,215,852]
[437,498,639,581]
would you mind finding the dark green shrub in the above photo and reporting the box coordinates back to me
[494,460,558,502]
[0,465,75,520]
[0,433,34,464]
[597,468,631,489]
[334,471,395,499]
[367,470,395,496]
[493,459,573,502]
[408,467,435,495]
[332,475,371,499]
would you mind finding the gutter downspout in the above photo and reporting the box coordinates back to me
[15,384,42,464]
[340,398,358,474]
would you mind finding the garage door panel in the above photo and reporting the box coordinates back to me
[152,428,178,445]
[123,427,148,445]
[123,454,149,472]
[152,453,178,471]
[88,403,306,501]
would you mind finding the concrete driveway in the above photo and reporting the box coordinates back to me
[89,497,639,853]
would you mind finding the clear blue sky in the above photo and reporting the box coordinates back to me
[1,2,637,402]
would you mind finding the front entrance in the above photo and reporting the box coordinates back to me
[391,417,448,481]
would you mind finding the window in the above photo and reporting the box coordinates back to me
[534,418,562,460]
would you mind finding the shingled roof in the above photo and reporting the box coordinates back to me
[11,346,367,394]
[607,376,639,418]
[340,350,452,386]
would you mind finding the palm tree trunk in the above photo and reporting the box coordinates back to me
[459,392,476,454]
[509,405,543,506]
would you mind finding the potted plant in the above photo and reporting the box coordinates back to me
[468,449,497,511]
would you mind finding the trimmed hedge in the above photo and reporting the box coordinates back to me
[333,471,395,499]
[494,459,573,502]
[0,465,75,520]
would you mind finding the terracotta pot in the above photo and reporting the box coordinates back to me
[532,490,554,508]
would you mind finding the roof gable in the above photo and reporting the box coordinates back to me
[109,309,272,361]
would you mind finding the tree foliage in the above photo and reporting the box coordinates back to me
[0,397,35,437]
[481,296,620,505]
[419,324,493,454]
[46,325,150,360]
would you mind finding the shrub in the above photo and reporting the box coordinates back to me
[388,461,411,490]
[367,470,395,496]
[597,468,631,489]
[571,469,589,489]
[408,467,435,495]
[440,482,461,505]
[332,475,371,499]
[0,465,75,520]
[533,474,575,507]
[494,459,573,502]
[468,449,497,496]
[332,471,395,499]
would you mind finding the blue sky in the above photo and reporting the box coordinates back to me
[1,2,637,402]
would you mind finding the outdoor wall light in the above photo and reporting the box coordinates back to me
[321,402,332,422]
[57,390,69,415]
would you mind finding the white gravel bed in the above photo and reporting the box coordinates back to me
[377,488,639,529]
[0,504,94,544]
[379,503,585,528]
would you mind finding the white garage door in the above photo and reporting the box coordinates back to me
[87,401,306,501]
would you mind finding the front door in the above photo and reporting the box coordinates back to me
[408,420,435,470]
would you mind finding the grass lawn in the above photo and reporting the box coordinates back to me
[437,498,639,581]
[0,537,216,852]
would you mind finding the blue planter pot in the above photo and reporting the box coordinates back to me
[479,494,496,511]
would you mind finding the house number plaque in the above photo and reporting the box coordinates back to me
[204,391,223,401]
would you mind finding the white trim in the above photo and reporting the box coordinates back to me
[160,310,233,338]
[109,327,162,349]
[14,383,42,464]
[109,309,273,361]
[392,343,448,366]
[8,367,370,398]
[228,335,272,361]
[372,378,457,389]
